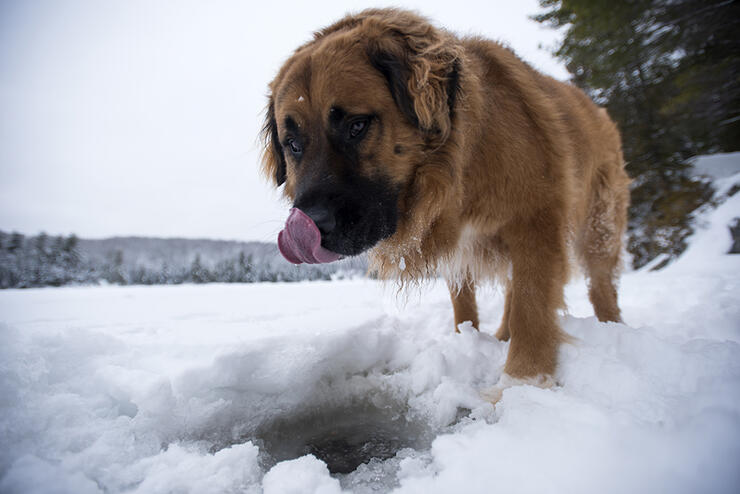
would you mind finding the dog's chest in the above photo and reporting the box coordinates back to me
[440,224,509,284]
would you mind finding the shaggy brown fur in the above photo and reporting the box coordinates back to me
[261,8,631,381]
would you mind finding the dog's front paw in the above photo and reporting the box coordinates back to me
[480,373,556,404]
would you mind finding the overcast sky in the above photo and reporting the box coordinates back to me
[0,0,567,242]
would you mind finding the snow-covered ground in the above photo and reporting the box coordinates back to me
[693,152,740,180]
[2,176,739,493]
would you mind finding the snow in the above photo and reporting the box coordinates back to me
[672,169,740,272]
[262,456,342,494]
[693,152,740,180]
[1,176,740,493]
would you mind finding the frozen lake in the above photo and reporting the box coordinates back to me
[2,184,740,493]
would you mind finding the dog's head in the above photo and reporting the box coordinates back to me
[261,9,461,263]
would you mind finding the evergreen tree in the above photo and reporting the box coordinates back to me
[4,232,25,287]
[0,232,9,288]
[105,249,127,285]
[32,232,50,285]
[47,236,66,286]
[158,261,171,284]
[214,258,236,282]
[7,232,23,253]
[190,254,211,283]
[534,0,735,267]
[63,235,81,268]
[237,251,253,282]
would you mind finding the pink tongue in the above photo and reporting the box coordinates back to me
[278,208,343,264]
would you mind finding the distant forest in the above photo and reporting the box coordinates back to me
[0,231,367,289]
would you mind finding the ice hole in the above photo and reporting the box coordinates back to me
[254,398,434,474]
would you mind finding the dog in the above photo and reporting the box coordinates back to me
[260,8,630,396]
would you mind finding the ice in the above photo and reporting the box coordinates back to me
[1,169,740,492]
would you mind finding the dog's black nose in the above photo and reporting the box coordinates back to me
[302,204,336,235]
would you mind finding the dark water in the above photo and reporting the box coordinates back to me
[254,399,434,474]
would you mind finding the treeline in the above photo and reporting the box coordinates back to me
[535,0,738,267]
[0,231,364,289]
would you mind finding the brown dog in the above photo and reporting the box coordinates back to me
[261,9,630,392]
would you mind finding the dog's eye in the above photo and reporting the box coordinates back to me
[348,118,369,140]
[286,138,302,155]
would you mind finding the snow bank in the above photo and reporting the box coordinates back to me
[1,188,739,492]
[693,151,740,180]
[262,456,342,494]
[673,168,740,271]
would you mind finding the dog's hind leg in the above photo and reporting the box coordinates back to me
[447,273,479,332]
[494,279,512,341]
[580,178,629,323]
[583,221,623,323]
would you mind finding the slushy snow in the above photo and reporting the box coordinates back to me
[1,173,739,493]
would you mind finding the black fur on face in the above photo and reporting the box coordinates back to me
[285,106,399,257]
[293,172,399,257]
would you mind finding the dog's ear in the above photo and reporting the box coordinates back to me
[366,16,461,146]
[260,99,286,186]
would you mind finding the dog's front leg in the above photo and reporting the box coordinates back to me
[483,211,569,402]
[447,273,479,332]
